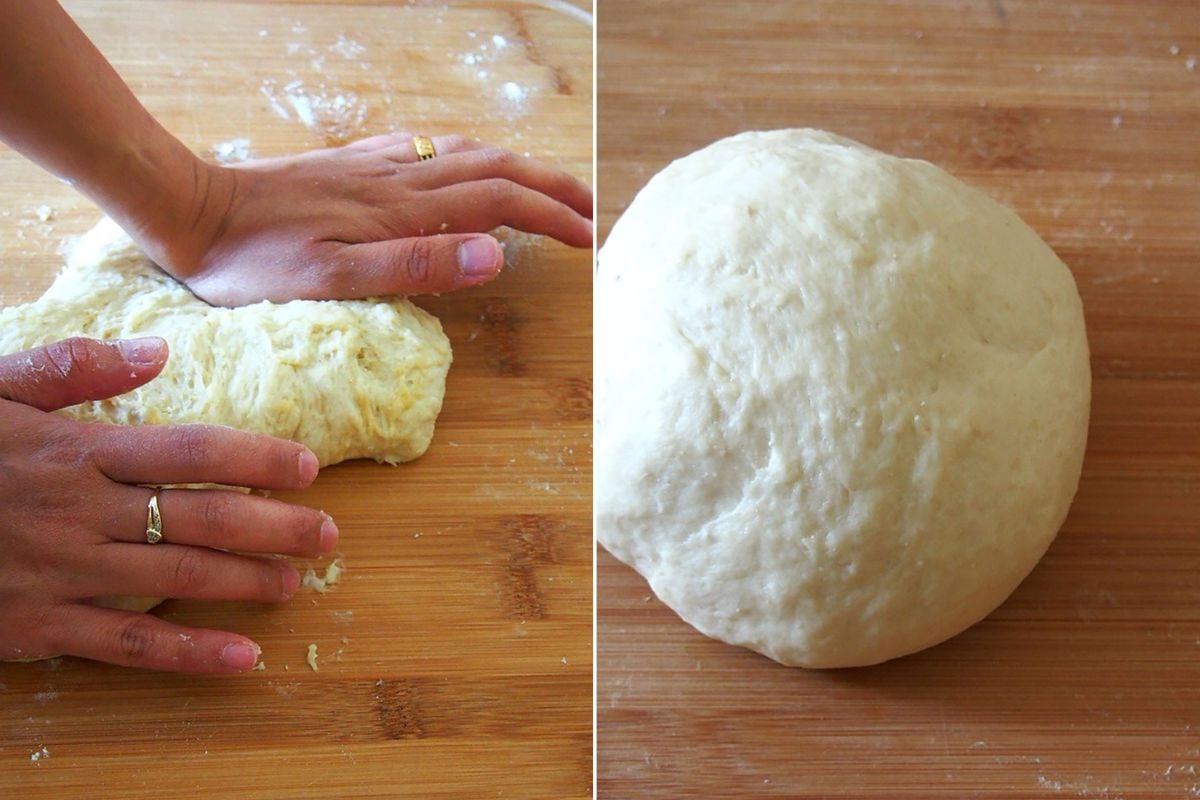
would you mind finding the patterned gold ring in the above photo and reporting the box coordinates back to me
[145,491,164,545]
[413,135,437,161]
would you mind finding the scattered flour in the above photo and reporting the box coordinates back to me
[29,746,49,764]
[260,78,368,141]
[501,81,528,104]
[330,34,366,59]
[211,137,252,164]
[455,31,538,120]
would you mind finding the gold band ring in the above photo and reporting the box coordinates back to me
[413,135,437,161]
[145,491,164,544]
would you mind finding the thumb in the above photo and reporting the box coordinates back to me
[341,234,503,296]
[0,336,167,412]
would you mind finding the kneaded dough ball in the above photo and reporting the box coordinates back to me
[0,217,452,467]
[595,129,1090,668]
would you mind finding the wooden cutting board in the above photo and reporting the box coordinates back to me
[598,1,1200,797]
[0,2,592,798]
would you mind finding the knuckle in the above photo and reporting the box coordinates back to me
[400,239,435,286]
[201,493,237,539]
[114,617,157,662]
[264,440,300,479]
[42,337,94,382]
[321,254,356,294]
[169,549,208,595]
[31,419,91,473]
[169,425,215,469]
[287,511,321,555]
[443,134,472,152]
[3,606,57,660]
[261,563,291,600]
[487,179,514,206]
[480,146,515,171]
[557,172,588,200]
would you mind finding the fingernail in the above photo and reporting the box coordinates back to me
[282,567,301,597]
[457,236,501,277]
[298,450,319,483]
[320,517,339,552]
[118,336,166,364]
[220,641,259,671]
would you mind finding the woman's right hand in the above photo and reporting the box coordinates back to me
[0,336,337,673]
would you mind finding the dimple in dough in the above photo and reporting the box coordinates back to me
[595,129,1091,669]
[0,217,452,628]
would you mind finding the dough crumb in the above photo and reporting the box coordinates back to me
[301,558,345,593]
[30,746,49,763]
[306,643,320,672]
[252,661,266,671]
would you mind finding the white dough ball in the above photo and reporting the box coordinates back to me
[595,129,1090,668]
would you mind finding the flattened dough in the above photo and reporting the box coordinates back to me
[0,217,452,466]
[595,129,1090,668]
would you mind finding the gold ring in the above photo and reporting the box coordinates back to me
[145,491,163,545]
[413,135,436,161]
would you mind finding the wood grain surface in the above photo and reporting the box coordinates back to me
[598,1,1200,797]
[0,1,592,798]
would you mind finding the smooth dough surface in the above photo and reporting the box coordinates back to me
[0,217,452,467]
[595,129,1090,668]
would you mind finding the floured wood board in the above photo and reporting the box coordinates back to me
[598,1,1200,797]
[0,2,592,798]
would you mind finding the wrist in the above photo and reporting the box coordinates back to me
[92,140,237,280]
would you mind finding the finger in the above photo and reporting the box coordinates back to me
[48,605,262,673]
[91,423,320,489]
[413,147,593,219]
[341,132,416,153]
[377,133,490,164]
[0,336,167,412]
[107,486,338,557]
[428,179,594,248]
[328,233,504,296]
[86,541,300,603]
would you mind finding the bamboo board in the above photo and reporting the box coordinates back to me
[598,2,1200,797]
[0,1,593,797]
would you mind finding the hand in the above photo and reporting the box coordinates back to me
[0,336,338,673]
[137,133,594,306]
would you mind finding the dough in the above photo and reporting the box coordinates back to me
[595,129,1090,668]
[0,217,452,466]
[1,217,451,652]
[0,217,450,636]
